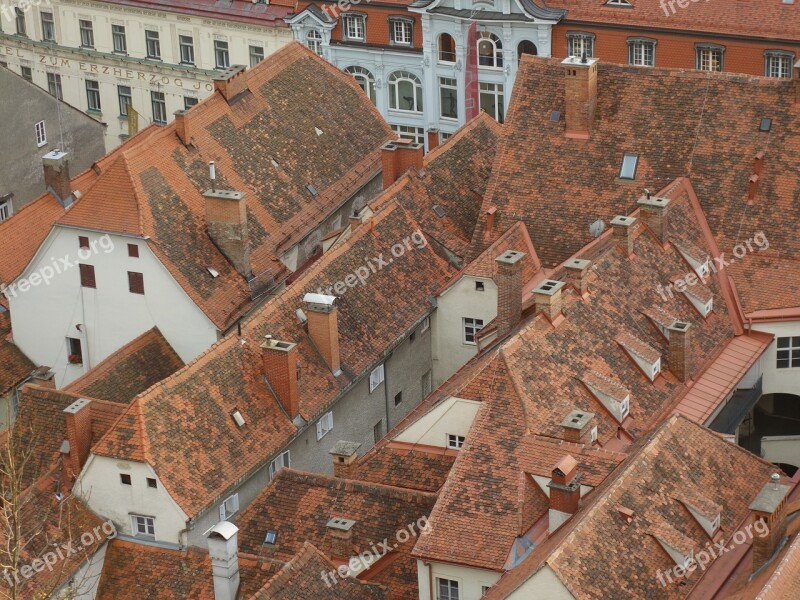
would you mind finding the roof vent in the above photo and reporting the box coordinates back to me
[232,410,245,428]
[433,204,446,218]
[306,184,318,197]
[315,127,324,136]
[759,118,772,132]
[589,219,605,237]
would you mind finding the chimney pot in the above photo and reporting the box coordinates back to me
[636,196,671,246]
[350,208,365,232]
[327,517,356,558]
[494,250,526,338]
[561,410,596,444]
[754,151,765,176]
[174,110,191,145]
[561,55,599,139]
[667,321,692,382]
[381,139,423,189]
[610,215,637,257]
[564,258,592,297]
[203,189,251,278]
[485,206,497,234]
[63,398,92,478]
[31,366,56,389]
[213,65,248,102]
[532,279,566,323]
[261,339,301,419]
[548,455,581,533]
[303,293,340,374]
[42,150,72,206]
[427,128,440,151]
[207,521,240,600]
[747,174,760,203]
[329,440,362,478]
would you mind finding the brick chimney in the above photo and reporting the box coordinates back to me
[750,473,791,573]
[548,455,581,533]
[303,293,340,374]
[667,321,692,382]
[213,65,248,102]
[747,174,760,204]
[327,518,355,558]
[754,151,765,177]
[637,194,671,246]
[494,250,525,338]
[261,337,300,420]
[329,441,361,479]
[561,55,599,139]
[203,189,251,278]
[350,208,366,232]
[564,258,592,297]
[532,279,565,323]
[63,398,92,479]
[485,206,497,235]
[381,139,423,189]
[31,366,56,389]
[207,521,240,600]
[174,110,190,145]
[427,128,440,152]
[561,410,596,445]
[42,150,72,205]
[610,215,637,257]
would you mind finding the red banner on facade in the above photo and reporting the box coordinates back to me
[465,21,480,121]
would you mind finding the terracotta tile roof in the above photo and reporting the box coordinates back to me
[616,330,661,364]
[64,328,184,404]
[751,532,800,600]
[517,435,626,488]
[581,369,631,403]
[0,312,33,394]
[463,221,542,282]
[57,42,393,329]
[485,415,781,599]
[729,256,800,314]
[236,469,437,599]
[91,201,454,517]
[249,542,387,599]
[548,0,799,41]
[353,443,456,493]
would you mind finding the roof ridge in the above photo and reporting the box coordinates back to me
[278,468,438,501]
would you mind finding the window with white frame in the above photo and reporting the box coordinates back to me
[447,434,465,449]
[215,40,230,69]
[85,80,101,111]
[249,45,265,67]
[268,451,290,478]
[628,38,656,67]
[777,337,800,369]
[47,73,62,99]
[343,14,366,42]
[439,33,456,63]
[390,18,412,46]
[112,24,126,53]
[765,51,794,79]
[118,85,132,117]
[316,411,333,440]
[439,77,458,119]
[131,514,155,538]
[390,124,425,145]
[388,71,423,112]
[479,82,504,123]
[218,493,240,520]
[41,12,55,42]
[35,121,46,147]
[567,32,594,58]
[477,31,503,68]
[369,364,385,392]
[696,44,724,72]
[15,7,26,36]
[463,317,484,345]
[145,29,160,59]
[179,35,194,64]
[0,200,11,222]
[421,316,430,333]
[151,91,167,124]
[437,578,460,600]
[21,66,32,81]
[79,19,94,48]
[345,66,376,105]
[306,29,323,56]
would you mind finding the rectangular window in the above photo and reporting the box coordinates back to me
[79,19,94,48]
[249,45,264,67]
[128,243,139,257]
[766,53,793,79]
[79,264,96,288]
[628,40,655,67]
[316,411,334,440]
[391,19,412,46]
[463,317,484,345]
[0,201,10,222]
[422,370,432,397]
[479,82,504,123]
[79,236,89,249]
[394,391,402,406]
[67,337,83,364]
[179,35,194,64]
[184,96,199,110]
[777,337,800,369]
[15,8,26,36]
[145,30,160,59]
[344,14,365,41]
[219,493,240,520]
[389,124,425,145]
[567,34,594,58]
[437,578,460,600]
[86,79,101,112]
[21,66,32,81]
[214,40,230,69]
[41,12,55,42]
[112,24,127,53]
[421,316,430,332]
[268,451,290,479]
[369,364,385,392]
[447,434,465,449]
[696,46,724,72]
[120,473,131,485]
[439,77,458,120]
[373,420,383,444]
[131,515,155,538]
[47,73,63,100]
[147,477,157,488]
[128,272,144,295]
[151,91,167,125]
[118,85,132,117]
[619,152,639,180]
[35,121,46,147]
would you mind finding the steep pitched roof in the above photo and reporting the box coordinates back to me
[64,328,184,404]
[0,312,33,394]
[463,221,542,282]
[353,444,456,493]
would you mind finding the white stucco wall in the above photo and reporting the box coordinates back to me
[417,559,501,600]
[395,396,480,448]
[504,565,575,600]
[8,227,218,387]
[754,322,800,397]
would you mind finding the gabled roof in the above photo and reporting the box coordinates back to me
[353,443,456,493]
[64,328,184,404]
[463,221,542,282]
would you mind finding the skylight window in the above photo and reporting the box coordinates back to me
[232,409,245,427]
[619,153,639,180]
[433,205,446,218]
[264,530,278,545]
[549,110,561,122]
[306,184,318,196]
[759,118,772,132]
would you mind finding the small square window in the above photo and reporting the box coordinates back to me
[421,316,430,333]
[447,434,465,449]
[132,514,155,537]
[394,391,402,406]
[120,473,131,485]
[128,244,139,258]
[475,281,485,292]
[463,317,484,345]
[146,477,157,488]
[79,236,90,249]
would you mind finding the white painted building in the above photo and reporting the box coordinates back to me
[0,0,292,150]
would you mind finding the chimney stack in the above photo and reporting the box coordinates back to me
[329,441,362,479]
[42,150,72,206]
[548,455,581,533]
[63,398,92,478]
[31,366,56,389]
[427,129,440,152]
[350,208,365,232]
[610,215,637,257]
[203,189,251,278]
[561,411,596,445]
[494,250,526,338]
[261,337,301,420]
[747,174,760,204]
[561,55,599,139]
[213,65,248,102]
[750,473,791,573]
[381,139,424,189]
[667,321,692,382]
[207,521,240,600]
[174,110,190,145]
[637,195,671,246]
[754,151,765,177]
[564,258,592,297]
[303,293,340,374]
[532,279,565,324]
[485,206,497,235]
[327,518,355,558]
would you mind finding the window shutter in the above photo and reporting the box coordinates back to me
[231,494,239,513]
[317,421,323,439]
[219,504,226,521]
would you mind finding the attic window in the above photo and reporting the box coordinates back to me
[433,204,446,218]
[264,530,278,545]
[683,288,713,318]
[616,332,661,382]
[619,153,639,180]
[476,281,485,292]
[232,409,245,428]
[607,0,632,5]
[306,184,318,197]
[759,118,772,132]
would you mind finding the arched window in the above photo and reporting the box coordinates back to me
[306,29,323,56]
[439,33,456,63]
[477,32,503,68]
[517,40,537,59]
[345,66,376,105]
[388,71,423,113]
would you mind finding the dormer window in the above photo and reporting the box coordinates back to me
[581,371,631,423]
[678,494,722,538]
[607,0,632,5]
[674,242,711,281]
[616,332,661,382]
[343,14,366,42]
[683,287,713,318]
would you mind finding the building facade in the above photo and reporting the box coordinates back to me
[0,0,292,150]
